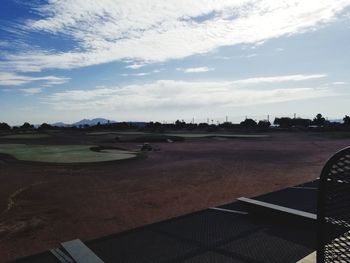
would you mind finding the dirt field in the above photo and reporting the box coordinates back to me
[0,131,349,262]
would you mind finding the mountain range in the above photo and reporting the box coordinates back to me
[52,118,115,127]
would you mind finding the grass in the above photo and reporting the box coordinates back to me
[87,131,150,135]
[0,144,137,163]
[0,134,51,139]
[87,131,268,139]
[164,133,269,138]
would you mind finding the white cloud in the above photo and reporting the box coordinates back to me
[121,72,150,77]
[231,74,327,85]
[1,0,349,72]
[45,74,333,111]
[122,68,163,77]
[0,72,69,86]
[332,81,347,85]
[125,63,146,69]
[19,87,43,94]
[177,67,215,73]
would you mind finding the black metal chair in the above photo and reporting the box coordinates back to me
[317,147,350,262]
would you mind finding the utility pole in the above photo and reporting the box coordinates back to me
[294,113,296,119]
[267,114,270,122]
[226,115,228,122]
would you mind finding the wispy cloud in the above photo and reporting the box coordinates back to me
[246,54,257,58]
[121,68,163,77]
[1,0,349,72]
[176,67,215,73]
[125,63,146,69]
[45,74,333,111]
[0,41,10,48]
[19,87,43,95]
[231,74,327,85]
[121,72,150,77]
[152,69,163,73]
[332,81,347,85]
[0,72,69,86]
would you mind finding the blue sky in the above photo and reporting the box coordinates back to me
[1,0,350,125]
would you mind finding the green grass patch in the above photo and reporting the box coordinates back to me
[164,133,269,138]
[87,131,150,136]
[0,134,51,139]
[0,144,137,163]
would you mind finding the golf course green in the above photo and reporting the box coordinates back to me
[0,144,137,163]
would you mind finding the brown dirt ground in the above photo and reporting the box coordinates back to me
[0,131,349,262]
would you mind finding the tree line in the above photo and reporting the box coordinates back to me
[1,114,350,132]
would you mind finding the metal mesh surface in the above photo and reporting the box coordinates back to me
[318,147,350,262]
[151,210,260,246]
[219,226,315,263]
[88,229,200,263]
[86,209,315,263]
[180,251,245,263]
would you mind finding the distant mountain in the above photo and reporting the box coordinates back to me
[52,122,70,127]
[72,118,116,126]
[52,118,116,127]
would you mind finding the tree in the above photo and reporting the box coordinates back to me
[274,117,293,128]
[174,120,186,129]
[293,118,311,128]
[198,123,209,129]
[313,113,326,127]
[20,122,34,129]
[240,118,257,128]
[0,122,11,130]
[257,120,271,129]
[38,123,53,130]
[343,115,350,126]
[220,122,233,129]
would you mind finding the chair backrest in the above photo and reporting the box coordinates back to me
[317,147,350,262]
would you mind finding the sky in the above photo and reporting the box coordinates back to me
[0,0,350,125]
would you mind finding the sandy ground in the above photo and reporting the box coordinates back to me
[0,131,349,262]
